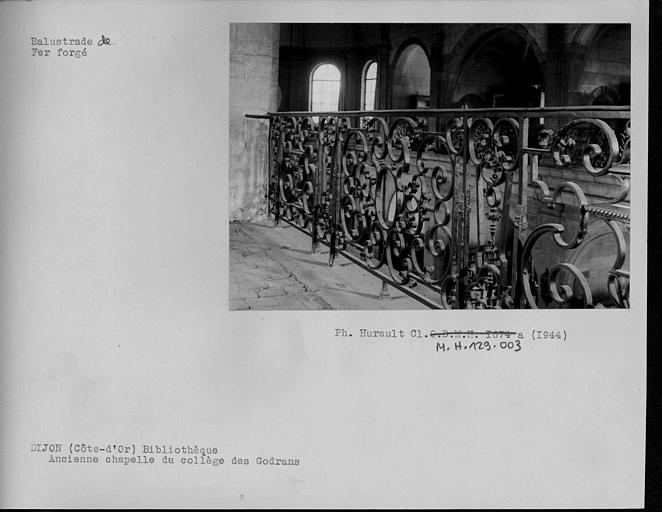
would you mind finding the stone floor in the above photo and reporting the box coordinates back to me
[229,221,429,310]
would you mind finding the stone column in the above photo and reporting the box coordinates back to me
[428,32,444,109]
[377,45,390,110]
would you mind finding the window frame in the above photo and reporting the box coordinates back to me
[361,60,378,111]
[309,63,342,112]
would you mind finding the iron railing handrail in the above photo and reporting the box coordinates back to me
[245,105,630,119]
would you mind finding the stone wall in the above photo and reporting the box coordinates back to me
[578,24,631,102]
[277,23,630,111]
[229,24,279,221]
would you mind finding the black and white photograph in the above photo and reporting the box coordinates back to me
[230,22,632,310]
[0,0,649,509]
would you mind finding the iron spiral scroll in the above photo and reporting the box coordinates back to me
[262,106,631,309]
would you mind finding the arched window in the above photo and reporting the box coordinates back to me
[310,63,341,112]
[362,61,378,110]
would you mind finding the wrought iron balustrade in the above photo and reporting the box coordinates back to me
[245,106,631,309]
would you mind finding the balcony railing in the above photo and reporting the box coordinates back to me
[244,106,631,309]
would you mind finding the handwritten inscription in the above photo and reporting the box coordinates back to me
[30,35,112,59]
[333,328,568,353]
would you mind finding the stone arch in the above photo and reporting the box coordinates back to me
[571,24,603,47]
[391,36,431,65]
[446,24,545,107]
[390,39,431,109]
[456,93,488,108]
[572,24,630,105]
[590,85,620,105]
